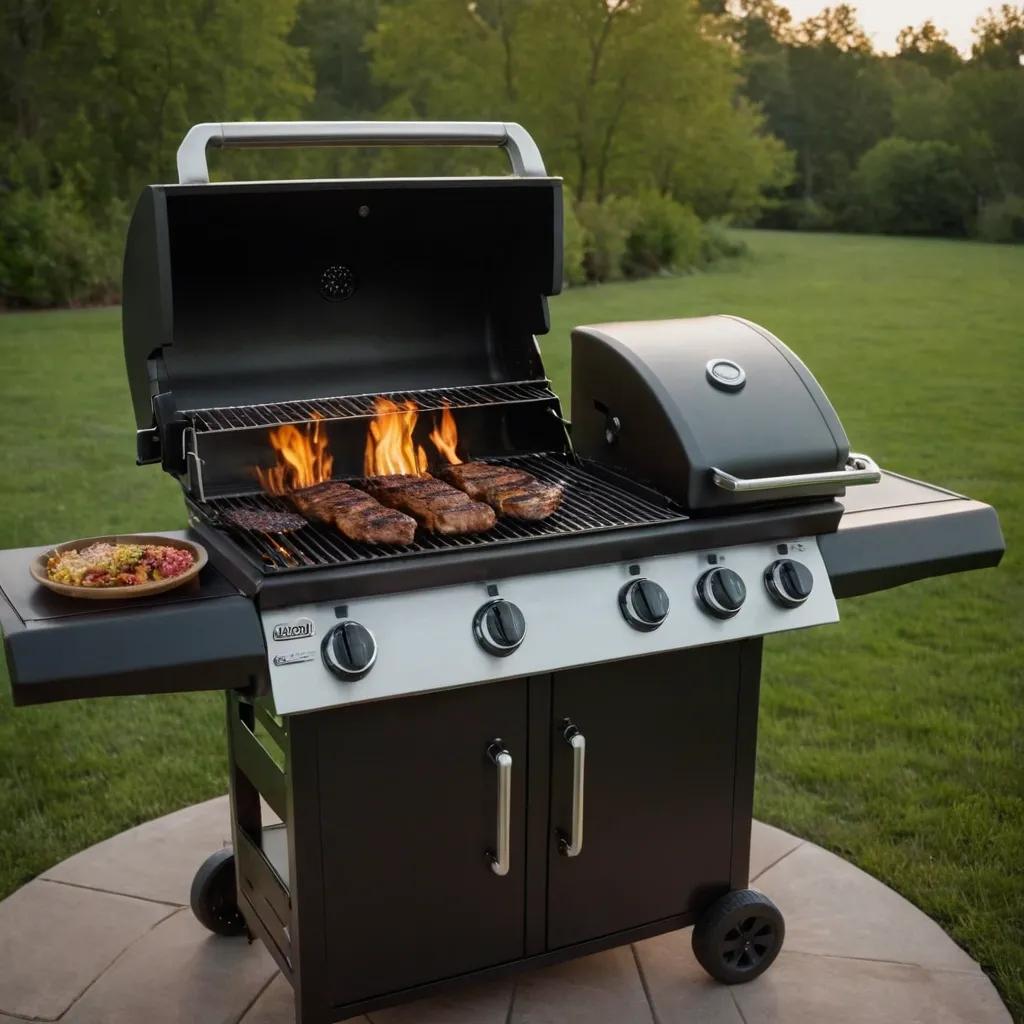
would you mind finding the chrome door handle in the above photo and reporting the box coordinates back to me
[710,453,881,494]
[487,741,512,877]
[558,723,586,857]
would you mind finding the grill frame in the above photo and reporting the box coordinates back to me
[189,454,687,575]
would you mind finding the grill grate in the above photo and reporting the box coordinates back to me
[185,380,558,433]
[189,455,685,574]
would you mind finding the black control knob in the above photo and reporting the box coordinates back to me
[473,599,527,657]
[321,620,377,680]
[764,559,814,608]
[696,567,747,619]
[618,578,670,632]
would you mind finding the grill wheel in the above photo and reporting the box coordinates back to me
[691,889,785,984]
[190,848,248,937]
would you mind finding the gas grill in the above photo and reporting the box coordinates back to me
[0,121,1006,1024]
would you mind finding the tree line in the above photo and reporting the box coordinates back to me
[1,0,1022,308]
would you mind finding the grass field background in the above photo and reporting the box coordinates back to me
[1,230,1021,1017]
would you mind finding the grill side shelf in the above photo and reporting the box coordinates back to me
[0,541,266,706]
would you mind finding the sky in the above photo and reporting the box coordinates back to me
[780,0,993,54]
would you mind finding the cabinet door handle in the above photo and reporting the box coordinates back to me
[558,723,586,857]
[487,741,513,876]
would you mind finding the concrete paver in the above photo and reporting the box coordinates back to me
[0,806,1010,1024]
[42,796,232,907]
[510,946,653,1024]
[748,821,803,882]
[61,909,278,1024]
[0,878,173,1020]
[755,842,980,972]
[732,951,1013,1024]
[634,929,748,1024]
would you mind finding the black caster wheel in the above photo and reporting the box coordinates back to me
[190,848,247,937]
[692,889,784,984]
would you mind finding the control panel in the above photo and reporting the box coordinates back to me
[262,538,838,715]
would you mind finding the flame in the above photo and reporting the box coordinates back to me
[255,414,333,494]
[363,398,429,477]
[428,404,463,466]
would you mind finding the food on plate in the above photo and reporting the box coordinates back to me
[46,542,195,587]
[222,507,309,533]
[290,480,417,546]
[363,474,497,535]
[439,462,564,521]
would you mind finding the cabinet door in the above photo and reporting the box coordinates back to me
[317,678,528,1006]
[547,648,740,949]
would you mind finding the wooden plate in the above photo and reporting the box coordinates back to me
[30,535,208,600]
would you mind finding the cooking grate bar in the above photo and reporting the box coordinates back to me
[192,454,685,574]
[185,380,559,434]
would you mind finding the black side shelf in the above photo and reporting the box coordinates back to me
[0,532,265,707]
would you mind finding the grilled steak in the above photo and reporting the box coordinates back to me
[440,462,564,521]
[363,474,496,535]
[222,507,309,533]
[290,480,417,546]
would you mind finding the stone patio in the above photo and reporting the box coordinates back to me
[0,797,1010,1024]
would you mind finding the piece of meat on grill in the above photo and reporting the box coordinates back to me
[363,474,497,535]
[290,480,417,546]
[439,462,564,521]
[222,507,309,533]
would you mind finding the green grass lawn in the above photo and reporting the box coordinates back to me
[1,230,1021,1018]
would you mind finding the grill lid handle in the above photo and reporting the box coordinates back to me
[710,453,881,494]
[176,120,547,184]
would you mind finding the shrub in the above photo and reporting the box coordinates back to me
[976,195,1024,244]
[561,186,588,286]
[758,197,836,232]
[699,219,750,266]
[575,196,639,283]
[0,185,125,308]
[848,138,973,237]
[621,192,702,278]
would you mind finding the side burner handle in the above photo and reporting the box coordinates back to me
[487,741,513,877]
[710,453,882,495]
[176,121,547,184]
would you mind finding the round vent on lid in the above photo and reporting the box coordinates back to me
[320,265,357,301]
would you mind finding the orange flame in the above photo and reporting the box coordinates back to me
[255,414,333,494]
[428,404,463,466]
[363,398,429,477]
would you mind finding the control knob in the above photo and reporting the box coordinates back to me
[321,620,377,680]
[618,578,670,632]
[695,567,746,619]
[474,599,527,657]
[764,559,814,608]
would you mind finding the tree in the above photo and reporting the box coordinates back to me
[1,0,313,206]
[887,60,952,143]
[896,20,963,79]
[367,0,790,216]
[849,137,973,236]
[971,4,1024,70]
[791,4,872,53]
[946,66,1024,199]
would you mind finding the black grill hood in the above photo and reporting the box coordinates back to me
[123,175,563,459]
[571,316,874,512]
